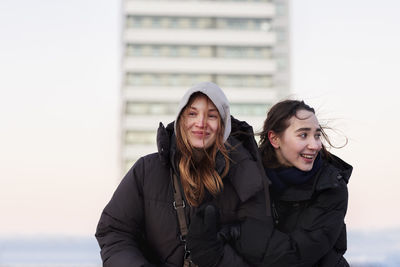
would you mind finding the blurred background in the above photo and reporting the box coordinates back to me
[1,0,399,266]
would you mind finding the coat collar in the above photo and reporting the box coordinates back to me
[276,154,352,202]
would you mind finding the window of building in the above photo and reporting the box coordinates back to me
[126,102,178,115]
[216,46,272,59]
[126,16,271,31]
[230,103,270,116]
[127,44,222,58]
[160,0,267,1]
[125,130,156,144]
[216,18,270,31]
[126,73,273,88]
[216,74,272,87]
[126,73,213,87]
[126,43,273,59]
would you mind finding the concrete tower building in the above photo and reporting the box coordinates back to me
[120,0,290,173]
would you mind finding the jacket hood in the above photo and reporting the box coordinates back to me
[174,82,231,142]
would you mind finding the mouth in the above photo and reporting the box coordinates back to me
[300,153,315,160]
[192,131,209,137]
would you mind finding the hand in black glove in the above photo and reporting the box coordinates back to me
[186,204,224,267]
[217,224,240,244]
[235,217,273,264]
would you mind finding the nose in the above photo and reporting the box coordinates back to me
[195,114,205,128]
[308,138,321,150]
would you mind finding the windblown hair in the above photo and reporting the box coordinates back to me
[176,93,230,207]
[259,100,335,168]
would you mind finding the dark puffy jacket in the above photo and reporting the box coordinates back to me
[95,117,269,267]
[259,154,352,267]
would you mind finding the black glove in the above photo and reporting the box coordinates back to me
[235,217,272,264]
[217,224,240,244]
[186,204,224,267]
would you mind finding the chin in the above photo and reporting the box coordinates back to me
[297,165,313,172]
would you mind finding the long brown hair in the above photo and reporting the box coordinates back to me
[259,100,335,168]
[175,93,230,207]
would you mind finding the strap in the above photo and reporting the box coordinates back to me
[172,173,189,238]
[172,172,198,267]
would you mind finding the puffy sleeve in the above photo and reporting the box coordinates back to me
[217,148,273,266]
[95,157,152,267]
[216,186,269,267]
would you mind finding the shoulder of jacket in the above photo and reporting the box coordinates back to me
[142,152,161,162]
[225,140,267,203]
[315,162,349,192]
[228,137,252,162]
[125,153,162,178]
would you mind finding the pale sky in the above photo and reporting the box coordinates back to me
[0,0,399,236]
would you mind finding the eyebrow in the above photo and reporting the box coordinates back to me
[295,127,321,132]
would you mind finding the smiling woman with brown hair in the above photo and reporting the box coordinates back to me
[175,92,230,207]
[95,82,269,267]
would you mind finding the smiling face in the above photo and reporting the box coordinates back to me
[269,109,322,171]
[182,95,220,149]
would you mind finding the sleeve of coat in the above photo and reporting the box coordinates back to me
[95,157,150,267]
[218,186,273,267]
[261,180,349,267]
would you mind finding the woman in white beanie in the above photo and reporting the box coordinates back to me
[95,82,269,267]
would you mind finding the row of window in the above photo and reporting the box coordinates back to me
[125,130,157,145]
[126,102,177,116]
[141,0,271,2]
[126,44,272,59]
[126,16,271,31]
[125,73,273,87]
[125,102,270,118]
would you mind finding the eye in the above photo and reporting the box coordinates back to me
[187,111,197,117]
[208,113,218,119]
[315,133,321,139]
[299,133,307,138]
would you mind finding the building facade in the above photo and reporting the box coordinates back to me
[120,0,290,173]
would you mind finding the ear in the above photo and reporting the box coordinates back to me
[268,131,280,149]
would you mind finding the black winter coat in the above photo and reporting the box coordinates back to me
[259,154,352,267]
[95,118,269,267]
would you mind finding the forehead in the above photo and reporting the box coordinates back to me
[189,95,217,110]
[287,109,319,130]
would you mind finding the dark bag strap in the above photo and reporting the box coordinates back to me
[172,173,198,267]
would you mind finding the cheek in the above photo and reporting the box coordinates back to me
[184,118,193,129]
[284,138,302,151]
[209,121,219,133]
[283,141,304,158]
[317,141,323,150]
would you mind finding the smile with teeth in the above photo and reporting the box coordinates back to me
[301,154,314,159]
